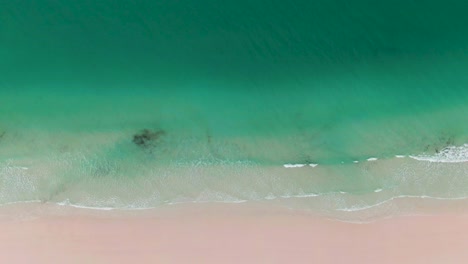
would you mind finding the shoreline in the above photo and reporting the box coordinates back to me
[2,191,468,224]
[2,155,468,213]
[1,203,468,263]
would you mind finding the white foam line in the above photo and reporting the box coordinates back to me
[56,200,114,210]
[271,191,347,198]
[367,157,378,161]
[0,198,247,211]
[409,155,468,163]
[6,166,29,170]
[1,200,118,211]
[283,163,306,168]
[336,195,468,212]
[0,200,42,206]
[395,155,405,158]
[309,163,318,167]
[279,193,320,199]
[2,193,466,213]
[408,144,468,163]
[3,166,29,171]
[167,199,248,206]
[353,161,359,163]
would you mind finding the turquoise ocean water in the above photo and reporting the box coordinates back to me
[2,0,468,219]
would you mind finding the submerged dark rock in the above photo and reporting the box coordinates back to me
[427,134,456,154]
[445,135,455,146]
[132,129,165,148]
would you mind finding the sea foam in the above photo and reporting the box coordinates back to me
[409,144,468,163]
[283,164,306,168]
[335,195,468,212]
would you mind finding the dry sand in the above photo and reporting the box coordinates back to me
[0,203,467,264]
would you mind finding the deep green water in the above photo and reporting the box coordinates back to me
[1,1,468,216]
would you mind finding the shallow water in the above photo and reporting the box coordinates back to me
[1,0,468,219]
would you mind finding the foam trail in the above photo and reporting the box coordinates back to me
[0,200,42,206]
[279,193,320,199]
[57,199,114,211]
[409,144,468,163]
[283,164,306,168]
[336,195,468,212]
